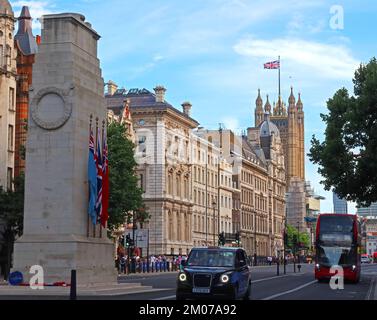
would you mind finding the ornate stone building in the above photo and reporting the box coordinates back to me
[14,6,38,177]
[0,0,17,190]
[254,89,306,230]
[106,85,198,256]
[198,126,286,257]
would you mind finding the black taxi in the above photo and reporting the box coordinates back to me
[176,247,251,300]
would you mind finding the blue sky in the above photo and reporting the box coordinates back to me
[10,0,377,213]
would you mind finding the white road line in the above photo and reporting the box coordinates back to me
[366,277,376,301]
[153,295,177,300]
[251,275,290,283]
[262,280,317,300]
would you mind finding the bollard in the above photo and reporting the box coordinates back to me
[70,270,77,301]
[277,261,280,276]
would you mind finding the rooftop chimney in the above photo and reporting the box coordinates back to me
[154,85,166,103]
[182,101,192,116]
[107,81,118,96]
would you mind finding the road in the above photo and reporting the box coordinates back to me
[0,263,375,300]
[115,263,377,300]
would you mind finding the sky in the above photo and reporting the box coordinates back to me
[9,0,377,213]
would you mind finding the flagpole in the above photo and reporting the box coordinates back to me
[88,114,93,238]
[94,118,99,238]
[278,55,281,98]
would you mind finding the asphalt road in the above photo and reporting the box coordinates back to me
[116,263,377,300]
[1,263,376,300]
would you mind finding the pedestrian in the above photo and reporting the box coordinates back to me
[119,255,126,275]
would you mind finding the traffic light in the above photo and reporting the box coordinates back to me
[218,232,225,246]
[129,238,135,247]
[125,234,131,247]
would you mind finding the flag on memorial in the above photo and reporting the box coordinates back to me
[264,60,280,69]
[101,128,109,228]
[95,127,103,222]
[88,128,97,225]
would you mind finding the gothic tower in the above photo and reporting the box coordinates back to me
[287,87,298,186]
[0,0,17,189]
[14,6,38,177]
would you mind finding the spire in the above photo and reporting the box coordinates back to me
[256,89,263,109]
[264,94,271,113]
[297,92,303,112]
[15,6,38,56]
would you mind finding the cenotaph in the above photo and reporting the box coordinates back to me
[12,13,116,285]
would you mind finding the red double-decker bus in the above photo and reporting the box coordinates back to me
[315,214,361,283]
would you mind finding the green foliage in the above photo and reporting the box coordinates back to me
[285,225,310,250]
[0,174,25,240]
[309,57,377,207]
[107,121,149,234]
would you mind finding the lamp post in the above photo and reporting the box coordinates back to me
[297,220,301,272]
[212,201,217,245]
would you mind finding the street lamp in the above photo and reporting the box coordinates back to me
[212,200,217,246]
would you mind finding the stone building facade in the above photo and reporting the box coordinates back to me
[198,125,286,257]
[0,0,17,190]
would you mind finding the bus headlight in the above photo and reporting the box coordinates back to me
[315,264,320,270]
[220,274,230,283]
[352,265,356,272]
[179,273,187,282]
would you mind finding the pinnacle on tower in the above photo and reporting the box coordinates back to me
[288,86,296,114]
[256,88,263,109]
[297,92,303,112]
[264,94,271,113]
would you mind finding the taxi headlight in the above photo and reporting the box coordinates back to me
[179,273,187,282]
[220,274,230,283]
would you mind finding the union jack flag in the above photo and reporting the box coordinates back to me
[95,127,103,222]
[264,60,280,69]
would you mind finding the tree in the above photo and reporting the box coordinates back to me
[309,57,377,207]
[107,121,149,234]
[285,225,310,251]
[0,174,25,279]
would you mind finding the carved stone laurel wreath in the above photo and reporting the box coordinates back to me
[30,87,73,130]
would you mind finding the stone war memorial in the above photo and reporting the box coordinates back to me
[12,13,116,286]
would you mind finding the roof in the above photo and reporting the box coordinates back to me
[0,0,13,16]
[15,6,38,56]
[242,137,267,168]
[191,247,242,251]
[105,87,199,127]
[259,113,280,138]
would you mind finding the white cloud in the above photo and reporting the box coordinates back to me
[234,36,359,79]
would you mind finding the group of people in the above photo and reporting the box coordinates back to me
[115,251,187,274]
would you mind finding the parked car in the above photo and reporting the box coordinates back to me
[176,247,251,300]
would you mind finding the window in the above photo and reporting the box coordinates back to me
[6,45,11,66]
[9,87,15,111]
[139,174,144,191]
[8,125,14,151]
[138,136,147,155]
[7,167,13,191]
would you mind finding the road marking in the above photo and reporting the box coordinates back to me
[262,280,317,300]
[153,295,177,300]
[251,275,290,283]
[366,277,376,301]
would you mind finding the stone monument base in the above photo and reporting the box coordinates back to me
[13,234,116,286]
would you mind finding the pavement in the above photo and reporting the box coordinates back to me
[0,263,376,300]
